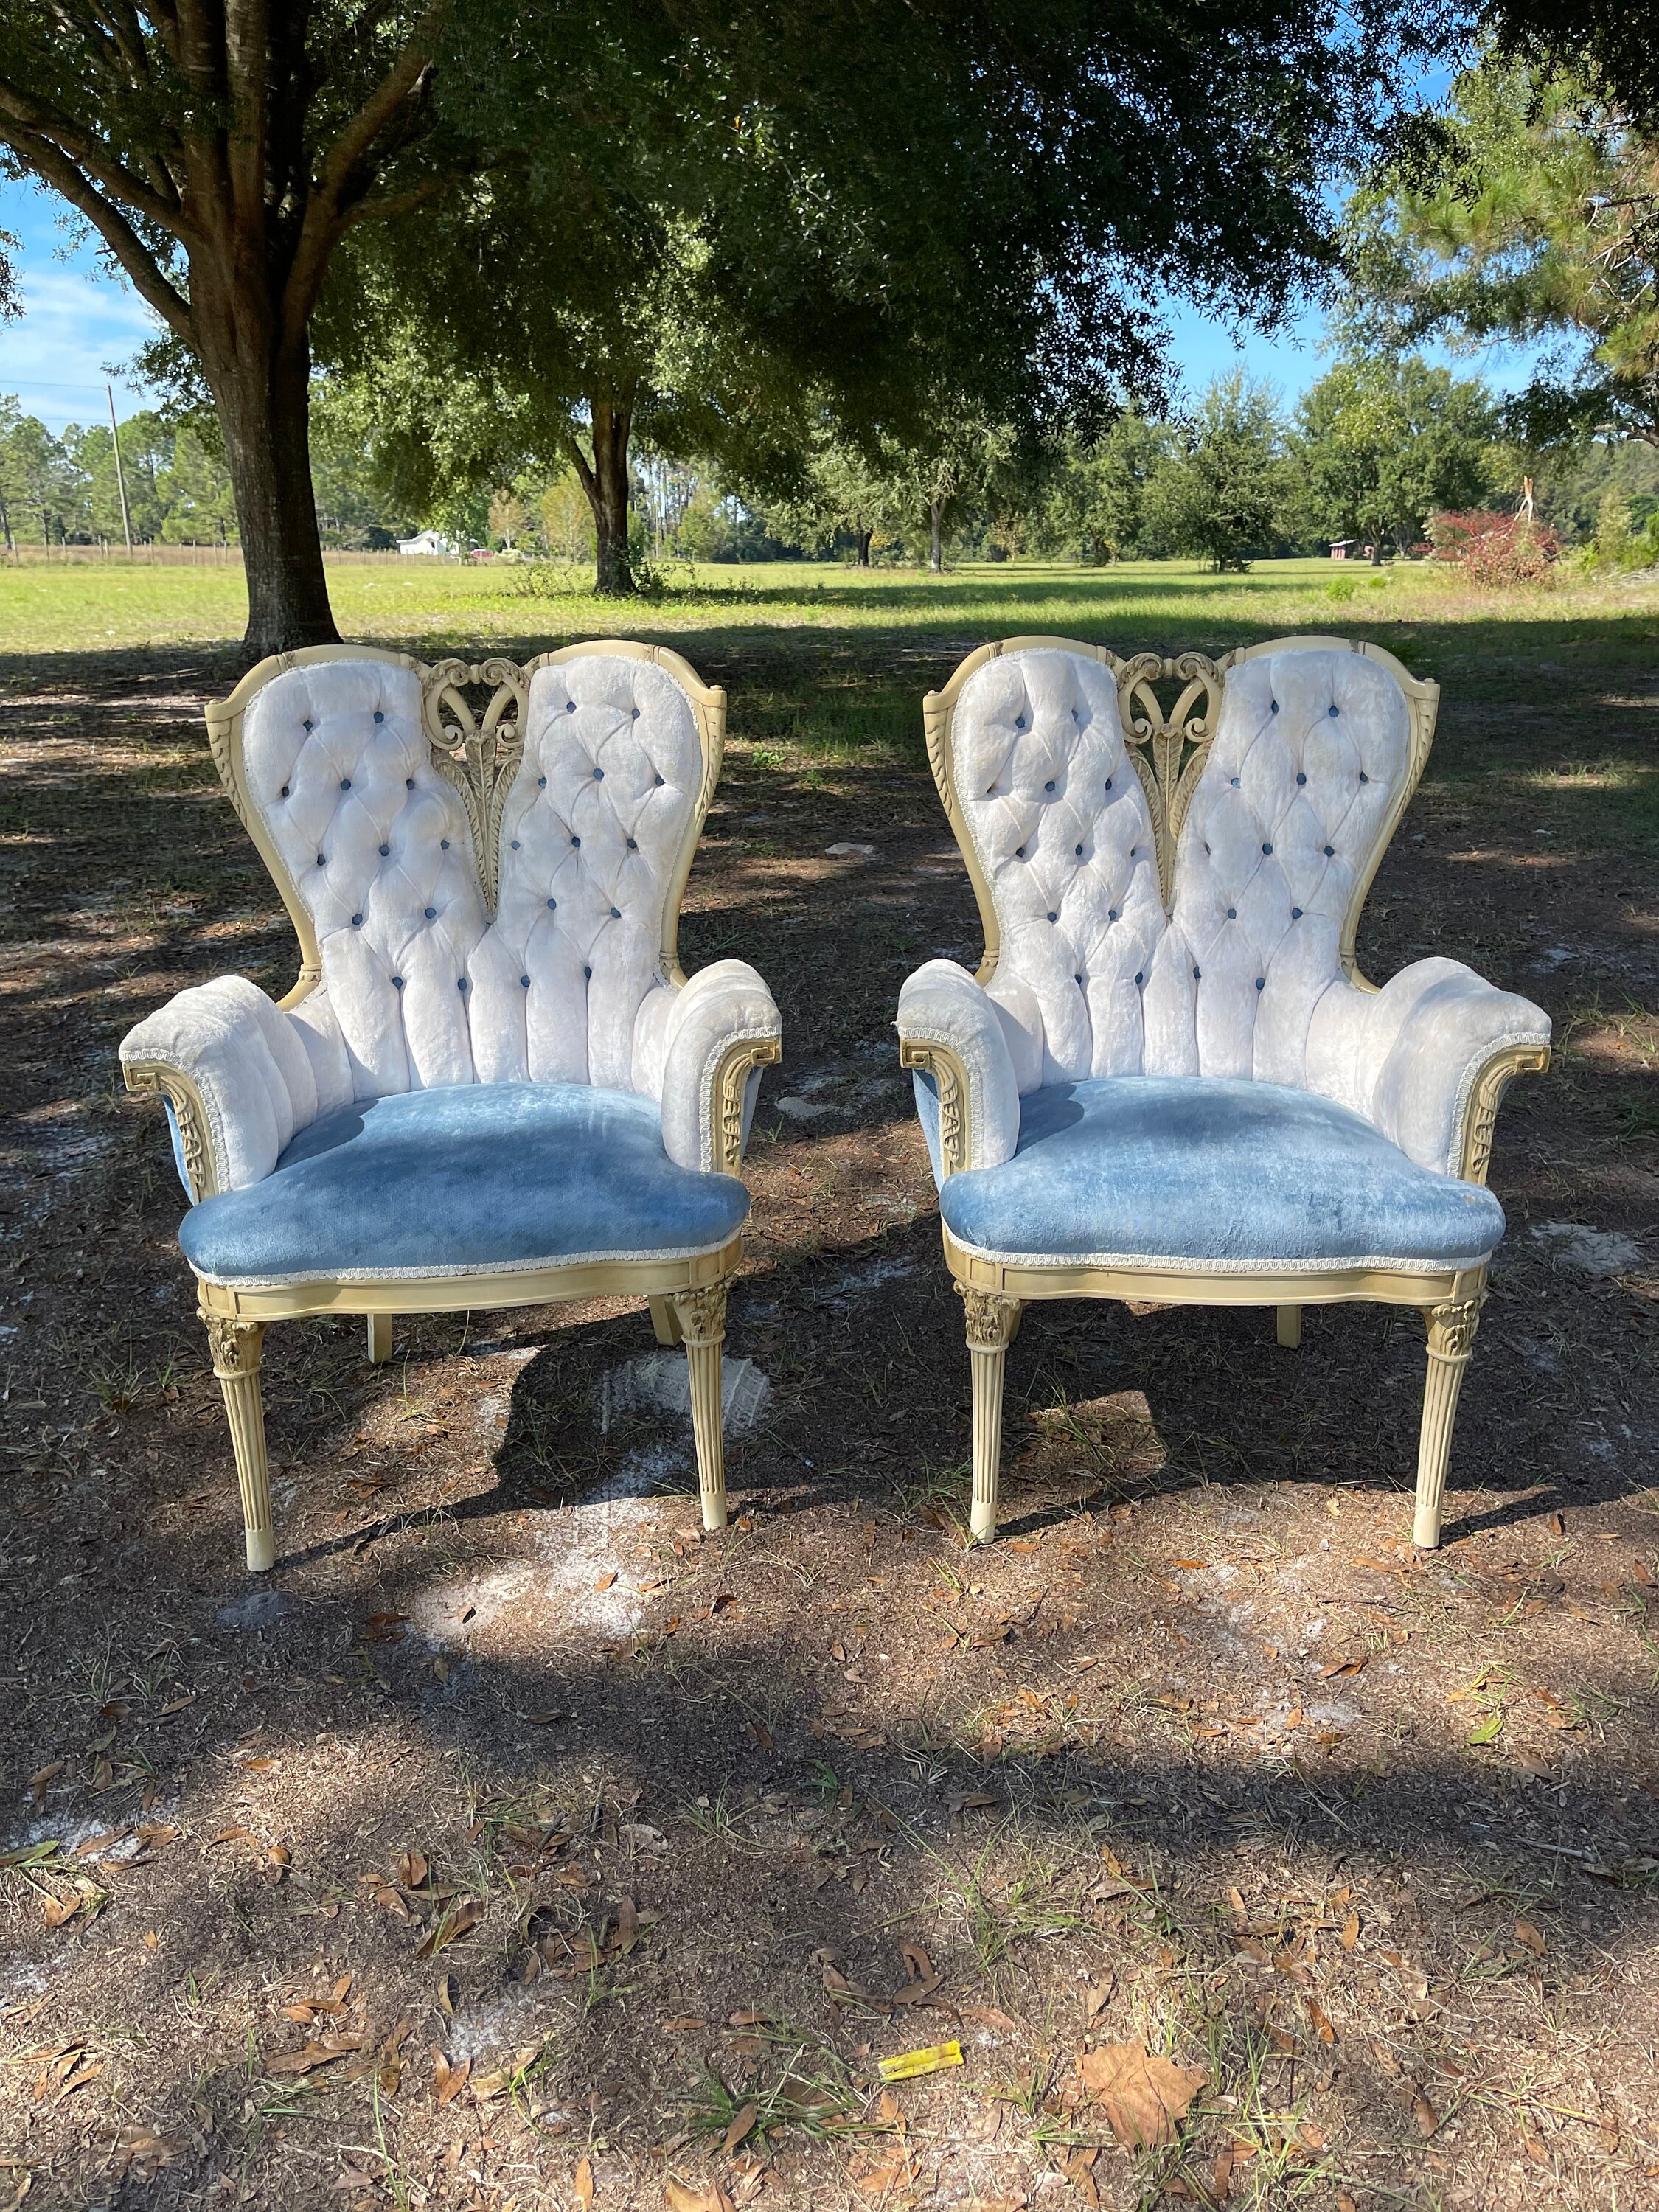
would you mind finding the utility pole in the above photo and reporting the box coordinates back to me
[106,383,133,551]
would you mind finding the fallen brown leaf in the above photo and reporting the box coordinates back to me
[574,2154,594,2205]
[1514,1917,1546,1956]
[1076,2044,1206,2149]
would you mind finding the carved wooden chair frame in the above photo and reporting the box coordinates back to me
[124,641,781,1569]
[900,635,1549,1548]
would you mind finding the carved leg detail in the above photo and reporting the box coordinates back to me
[1414,1293,1485,1549]
[366,1313,393,1364]
[671,1279,730,1532]
[648,1295,684,1348]
[959,1287,1022,1544]
[1277,1304,1302,1350]
[202,1310,274,1573]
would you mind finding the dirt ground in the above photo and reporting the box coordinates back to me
[2,597,1658,2212]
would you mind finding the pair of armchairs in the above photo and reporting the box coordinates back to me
[121,636,1548,1577]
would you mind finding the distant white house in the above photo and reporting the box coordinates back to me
[397,528,456,557]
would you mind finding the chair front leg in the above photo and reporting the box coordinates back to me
[201,1307,274,1573]
[670,1279,730,1532]
[1413,1290,1486,1549]
[959,1286,1022,1543]
[648,1295,684,1348]
[1276,1304,1302,1349]
[366,1314,393,1363]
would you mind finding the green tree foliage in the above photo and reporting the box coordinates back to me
[1020,414,1177,562]
[1343,56,1659,445]
[1293,355,1501,554]
[1141,375,1294,570]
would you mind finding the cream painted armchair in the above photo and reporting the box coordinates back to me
[897,636,1549,1548]
[122,643,780,1571]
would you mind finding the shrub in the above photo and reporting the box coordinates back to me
[1428,508,1559,586]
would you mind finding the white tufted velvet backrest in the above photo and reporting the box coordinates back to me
[232,651,710,1101]
[938,642,1427,1091]
[948,648,1166,1085]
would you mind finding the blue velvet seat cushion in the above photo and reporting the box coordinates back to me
[933,1075,1505,1270]
[179,1082,750,1284]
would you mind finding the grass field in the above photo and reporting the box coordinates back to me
[1,557,1658,2211]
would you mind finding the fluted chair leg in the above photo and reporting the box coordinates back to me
[1276,1304,1302,1349]
[648,1295,684,1348]
[366,1313,393,1363]
[1413,1291,1486,1549]
[201,1308,274,1572]
[959,1287,1022,1543]
[672,1280,730,1531]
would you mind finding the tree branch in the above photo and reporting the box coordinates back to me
[0,80,189,236]
[3,130,192,337]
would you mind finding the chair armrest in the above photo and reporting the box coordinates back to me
[120,975,335,1198]
[636,959,782,1173]
[1306,958,1551,1181]
[896,960,1022,1181]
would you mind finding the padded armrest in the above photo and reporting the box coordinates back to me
[1306,958,1551,1179]
[896,960,1023,1181]
[634,959,782,1173]
[120,975,347,1197]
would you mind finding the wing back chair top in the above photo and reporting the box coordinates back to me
[122,642,782,1571]
[897,635,1550,1545]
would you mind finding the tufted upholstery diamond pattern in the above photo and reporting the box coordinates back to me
[238,655,706,1102]
[952,650,1165,1085]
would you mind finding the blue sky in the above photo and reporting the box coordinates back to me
[3,165,1553,437]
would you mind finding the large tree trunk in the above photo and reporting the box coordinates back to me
[202,323,339,658]
[929,497,944,573]
[573,386,636,597]
[855,525,872,567]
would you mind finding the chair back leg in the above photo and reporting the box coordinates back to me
[959,1287,1022,1543]
[366,1313,393,1363]
[671,1279,731,1531]
[648,1295,684,1347]
[201,1310,274,1571]
[1276,1304,1302,1349]
[1413,1289,1486,1548]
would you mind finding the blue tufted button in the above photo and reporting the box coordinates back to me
[392,975,403,989]
[279,785,289,798]
[593,766,604,780]
[379,842,390,856]
[546,897,557,910]
[302,718,313,731]
[440,838,449,849]
[566,700,577,714]
[571,834,580,848]
[1323,844,1335,856]
[424,905,436,919]
[511,839,520,849]
[1231,776,1240,787]
[1015,714,1025,729]
[582,964,592,980]
[1296,772,1307,785]
[1105,777,1112,791]
[1328,704,1339,718]
[374,710,384,723]
[1015,846,1026,858]
[1193,964,1202,979]
[1270,700,1279,713]
[1075,972,1084,984]
[457,977,467,991]
[631,707,640,720]
[1108,908,1118,922]
[1135,970,1144,987]
[339,776,350,790]
[1075,843,1084,857]
[610,905,621,919]
[316,853,326,867]
[1047,910,1058,922]
[1359,771,1369,784]
[1255,975,1265,990]
[1226,907,1236,919]
[352,913,362,927]
[654,773,664,786]
[538,775,547,787]
[1045,779,1055,793]
[521,975,530,988]
[406,776,414,790]
[1262,841,1273,854]
[1291,907,1303,919]
[627,837,637,850]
